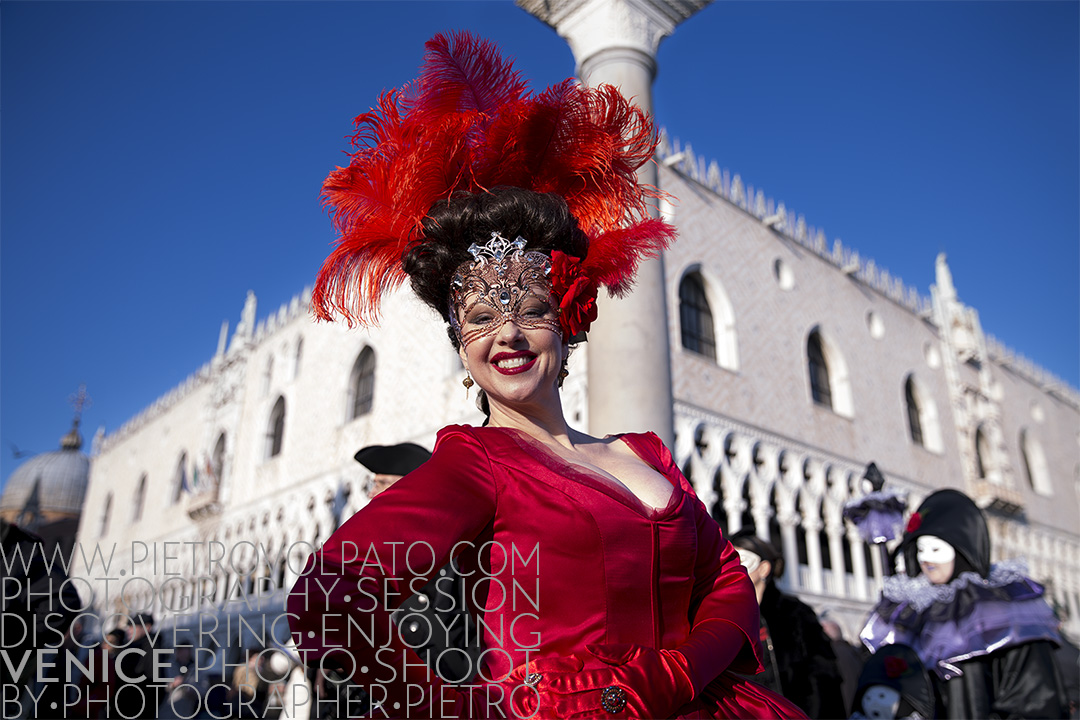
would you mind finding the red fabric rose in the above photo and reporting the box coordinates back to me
[550,250,598,339]
[905,512,922,534]
[884,656,909,678]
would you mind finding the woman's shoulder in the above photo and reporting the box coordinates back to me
[433,424,523,455]
[608,429,664,446]
[608,430,674,465]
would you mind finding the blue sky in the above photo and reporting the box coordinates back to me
[2,0,1077,487]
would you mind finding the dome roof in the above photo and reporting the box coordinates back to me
[1,425,90,518]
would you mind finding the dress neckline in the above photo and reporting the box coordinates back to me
[486,426,682,520]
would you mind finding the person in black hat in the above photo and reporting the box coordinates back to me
[354,443,483,685]
[861,489,1066,718]
[729,529,847,719]
[306,443,483,720]
[354,442,433,500]
[850,644,940,719]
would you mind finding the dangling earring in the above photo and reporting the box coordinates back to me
[557,358,569,388]
[463,372,474,397]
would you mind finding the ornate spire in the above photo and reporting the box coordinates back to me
[60,384,90,450]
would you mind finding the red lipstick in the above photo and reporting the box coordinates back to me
[490,351,537,375]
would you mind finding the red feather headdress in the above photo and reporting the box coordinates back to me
[313,31,677,330]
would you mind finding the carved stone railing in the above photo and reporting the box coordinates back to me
[672,401,916,607]
[673,401,1080,639]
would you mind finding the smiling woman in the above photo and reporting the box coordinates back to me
[287,31,806,719]
[407,189,580,422]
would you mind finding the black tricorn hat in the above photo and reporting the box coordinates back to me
[353,442,432,476]
[728,529,785,579]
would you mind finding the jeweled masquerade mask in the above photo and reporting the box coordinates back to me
[449,233,562,347]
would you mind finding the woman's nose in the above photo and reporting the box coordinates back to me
[495,316,525,343]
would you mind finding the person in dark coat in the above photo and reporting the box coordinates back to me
[1055,628,1080,719]
[820,615,868,717]
[850,643,941,719]
[354,442,483,684]
[730,529,847,719]
[305,442,486,719]
[861,489,1066,719]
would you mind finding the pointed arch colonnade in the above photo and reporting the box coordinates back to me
[672,403,1080,635]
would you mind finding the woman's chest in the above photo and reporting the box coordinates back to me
[483,465,700,583]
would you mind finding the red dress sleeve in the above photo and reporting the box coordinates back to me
[647,433,764,676]
[644,434,810,718]
[286,426,497,709]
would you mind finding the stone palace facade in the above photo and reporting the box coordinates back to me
[71,131,1080,660]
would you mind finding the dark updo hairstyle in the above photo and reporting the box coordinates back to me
[403,186,589,349]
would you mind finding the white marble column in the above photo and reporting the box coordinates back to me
[847,526,869,601]
[518,0,711,446]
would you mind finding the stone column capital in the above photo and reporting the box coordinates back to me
[519,0,710,74]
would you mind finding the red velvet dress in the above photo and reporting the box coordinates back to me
[288,425,805,718]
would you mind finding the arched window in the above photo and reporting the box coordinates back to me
[212,434,227,488]
[767,487,785,568]
[739,480,754,530]
[100,493,112,537]
[267,397,286,458]
[711,468,728,535]
[904,374,943,452]
[263,356,274,396]
[132,474,146,521]
[171,453,188,504]
[294,338,304,379]
[679,272,716,360]
[806,327,853,417]
[1020,429,1053,495]
[905,376,924,445]
[974,425,990,479]
[807,330,832,408]
[349,347,376,420]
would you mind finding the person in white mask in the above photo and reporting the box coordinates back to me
[861,489,1066,718]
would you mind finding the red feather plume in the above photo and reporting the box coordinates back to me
[312,30,676,325]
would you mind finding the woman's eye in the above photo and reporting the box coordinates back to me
[520,301,552,319]
[468,313,493,325]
